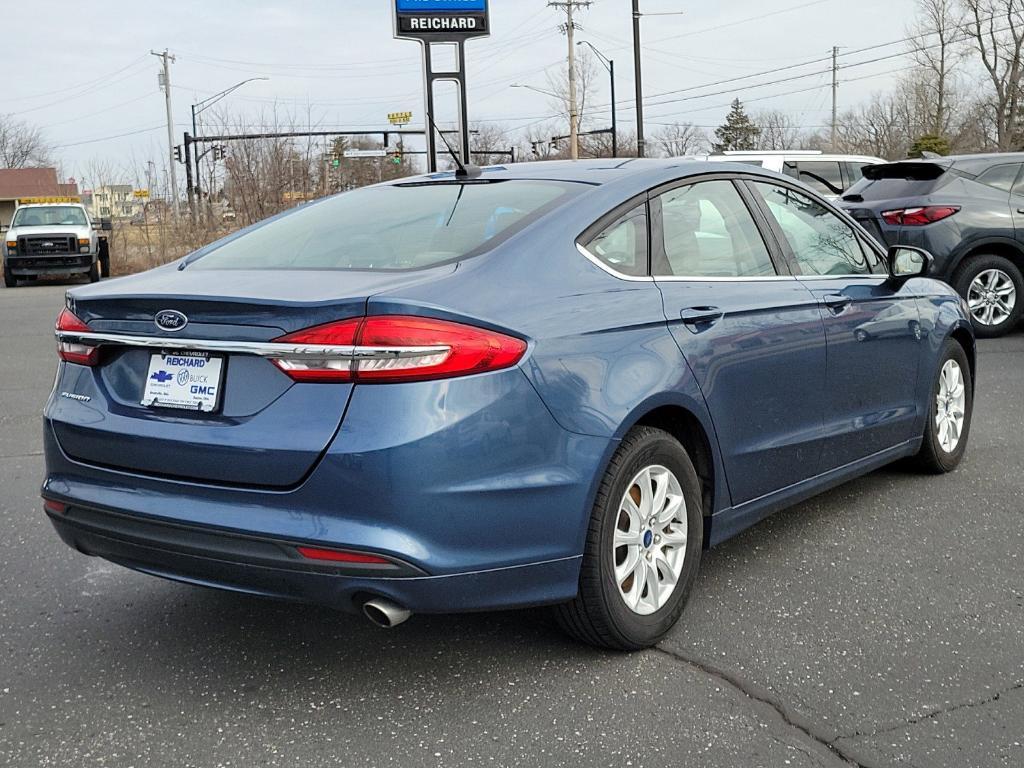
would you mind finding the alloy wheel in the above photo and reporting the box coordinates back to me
[612,465,688,616]
[968,268,1016,327]
[935,359,967,453]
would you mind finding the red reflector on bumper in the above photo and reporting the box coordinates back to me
[43,499,67,514]
[296,546,392,565]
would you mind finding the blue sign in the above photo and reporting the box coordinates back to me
[396,0,486,10]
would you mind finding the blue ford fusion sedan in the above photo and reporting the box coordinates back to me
[43,159,975,649]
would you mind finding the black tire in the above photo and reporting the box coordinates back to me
[913,339,973,474]
[953,255,1023,338]
[3,267,15,288]
[87,260,100,283]
[554,427,703,651]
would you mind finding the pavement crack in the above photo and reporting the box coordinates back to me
[653,646,878,768]
[835,680,1024,743]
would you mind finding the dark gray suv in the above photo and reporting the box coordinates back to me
[841,153,1024,337]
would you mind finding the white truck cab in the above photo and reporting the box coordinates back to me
[707,150,886,199]
[2,200,108,288]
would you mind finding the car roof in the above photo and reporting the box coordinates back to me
[389,157,782,187]
[709,152,885,162]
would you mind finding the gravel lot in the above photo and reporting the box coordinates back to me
[2,283,1021,768]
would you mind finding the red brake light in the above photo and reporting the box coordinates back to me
[271,315,527,384]
[296,546,393,565]
[881,206,960,226]
[55,308,99,365]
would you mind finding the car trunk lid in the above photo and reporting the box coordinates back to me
[51,265,455,487]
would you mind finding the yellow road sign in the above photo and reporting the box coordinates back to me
[388,111,413,125]
[133,189,150,199]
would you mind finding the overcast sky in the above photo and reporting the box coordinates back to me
[7,0,923,186]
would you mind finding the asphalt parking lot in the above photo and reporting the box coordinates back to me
[1,283,1021,768]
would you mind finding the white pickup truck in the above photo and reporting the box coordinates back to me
[3,202,110,288]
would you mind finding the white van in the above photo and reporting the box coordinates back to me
[707,150,886,198]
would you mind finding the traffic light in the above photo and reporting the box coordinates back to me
[211,145,228,161]
[173,145,183,163]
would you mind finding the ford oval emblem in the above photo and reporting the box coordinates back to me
[155,310,188,333]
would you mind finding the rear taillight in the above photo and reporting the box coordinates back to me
[55,308,99,366]
[881,206,960,226]
[271,315,526,384]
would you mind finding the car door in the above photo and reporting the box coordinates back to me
[746,180,923,468]
[652,176,829,505]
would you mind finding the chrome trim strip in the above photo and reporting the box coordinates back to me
[54,331,448,361]
[575,243,654,282]
[655,274,797,283]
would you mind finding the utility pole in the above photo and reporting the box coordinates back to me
[549,1,591,160]
[151,49,179,219]
[632,0,645,157]
[831,45,839,151]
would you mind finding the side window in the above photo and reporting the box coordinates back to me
[753,182,881,276]
[583,203,648,277]
[976,163,1022,193]
[793,161,845,196]
[654,179,777,278]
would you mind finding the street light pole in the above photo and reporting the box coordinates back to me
[578,41,616,158]
[191,77,268,220]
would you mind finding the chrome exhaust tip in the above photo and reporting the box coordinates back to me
[362,598,412,628]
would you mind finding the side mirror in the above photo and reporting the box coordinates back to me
[887,245,932,282]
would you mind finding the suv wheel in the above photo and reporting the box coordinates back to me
[3,267,15,288]
[87,260,100,283]
[954,255,1023,338]
[553,427,703,650]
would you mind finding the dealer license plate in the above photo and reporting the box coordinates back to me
[141,351,224,412]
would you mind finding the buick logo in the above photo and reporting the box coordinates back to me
[155,310,188,333]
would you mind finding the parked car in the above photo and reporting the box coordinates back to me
[707,150,885,198]
[43,160,975,650]
[841,153,1024,337]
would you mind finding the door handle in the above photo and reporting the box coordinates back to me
[680,306,724,326]
[822,294,852,313]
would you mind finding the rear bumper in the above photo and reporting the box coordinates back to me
[45,501,580,614]
[42,368,613,613]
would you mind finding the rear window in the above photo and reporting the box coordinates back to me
[844,162,952,201]
[191,180,580,271]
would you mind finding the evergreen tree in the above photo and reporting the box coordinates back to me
[907,134,951,158]
[713,99,761,152]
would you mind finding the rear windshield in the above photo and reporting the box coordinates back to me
[191,180,581,272]
[843,161,950,200]
[12,206,87,227]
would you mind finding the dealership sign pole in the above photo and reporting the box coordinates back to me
[393,0,490,173]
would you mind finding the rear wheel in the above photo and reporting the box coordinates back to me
[87,260,100,283]
[554,427,703,650]
[954,255,1023,338]
[913,340,973,473]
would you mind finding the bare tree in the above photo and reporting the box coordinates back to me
[652,122,709,156]
[908,0,965,135]
[0,114,53,168]
[469,122,515,165]
[963,0,1024,150]
[753,111,805,150]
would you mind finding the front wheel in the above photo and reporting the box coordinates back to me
[87,260,100,283]
[3,267,15,288]
[913,340,973,473]
[554,427,703,650]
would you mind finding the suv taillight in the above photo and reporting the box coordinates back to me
[881,206,960,226]
[271,315,527,383]
[55,308,99,365]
